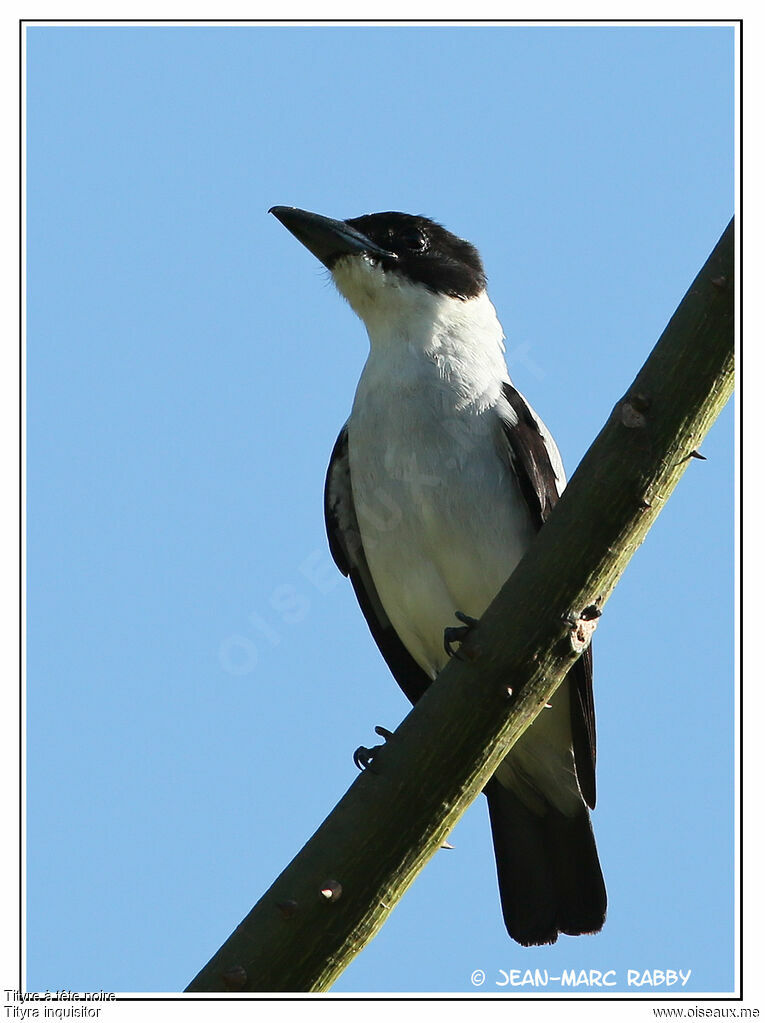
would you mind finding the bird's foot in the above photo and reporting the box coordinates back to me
[443,611,479,660]
[353,725,394,772]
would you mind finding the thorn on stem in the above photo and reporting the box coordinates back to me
[620,400,647,429]
[320,880,343,903]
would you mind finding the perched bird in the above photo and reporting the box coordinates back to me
[269,205,606,946]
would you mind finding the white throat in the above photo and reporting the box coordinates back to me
[332,255,509,412]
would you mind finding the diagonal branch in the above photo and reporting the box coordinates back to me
[186,218,734,993]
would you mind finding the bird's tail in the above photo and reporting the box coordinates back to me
[484,777,607,946]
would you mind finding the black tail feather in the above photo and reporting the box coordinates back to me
[485,778,607,946]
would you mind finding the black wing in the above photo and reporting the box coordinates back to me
[324,425,432,705]
[499,383,597,809]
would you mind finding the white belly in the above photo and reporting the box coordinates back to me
[348,392,535,678]
[348,382,582,815]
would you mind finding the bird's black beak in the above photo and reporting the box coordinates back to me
[269,206,397,269]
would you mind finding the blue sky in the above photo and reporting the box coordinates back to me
[25,24,735,995]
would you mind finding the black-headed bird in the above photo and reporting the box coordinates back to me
[270,206,606,946]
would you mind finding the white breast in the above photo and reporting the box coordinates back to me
[346,288,536,678]
[341,272,581,814]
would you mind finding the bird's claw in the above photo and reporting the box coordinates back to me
[443,611,479,659]
[353,745,378,771]
[353,725,394,771]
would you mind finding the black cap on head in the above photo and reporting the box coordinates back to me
[345,212,486,300]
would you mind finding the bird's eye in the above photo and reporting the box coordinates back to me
[400,229,427,253]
